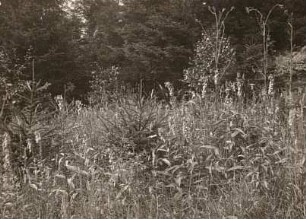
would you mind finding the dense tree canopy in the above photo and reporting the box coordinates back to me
[78,0,199,90]
[0,0,305,98]
[0,0,87,98]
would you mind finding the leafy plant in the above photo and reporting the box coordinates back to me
[98,91,168,166]
[183,7,235,96]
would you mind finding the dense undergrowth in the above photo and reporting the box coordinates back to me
[1,85,305,219]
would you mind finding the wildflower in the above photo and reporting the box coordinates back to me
[201,77,208,98]
[236,73,243,98]
[26,138,32,153]
[55,95,64,111]
[268,74,274,96]
[75,100,82,114]
[214,69,219,86]
[165,82,174,97]
[225,84,232,105]
[34,131,41,144]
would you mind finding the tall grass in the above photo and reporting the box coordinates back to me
[1,86,305,219]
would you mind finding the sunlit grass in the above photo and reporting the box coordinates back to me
[1,90,305,219]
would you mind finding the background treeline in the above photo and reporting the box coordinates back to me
[0,0,305,99]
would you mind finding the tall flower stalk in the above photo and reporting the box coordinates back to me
[208,6,235,90]
[246,4,283,95]
[287,13,294,99]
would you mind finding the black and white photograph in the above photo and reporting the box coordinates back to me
[0,0,306,218]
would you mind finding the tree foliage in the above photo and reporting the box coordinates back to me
[0,0,87,98]
[78,0,199,90]
[0,0,305,97]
